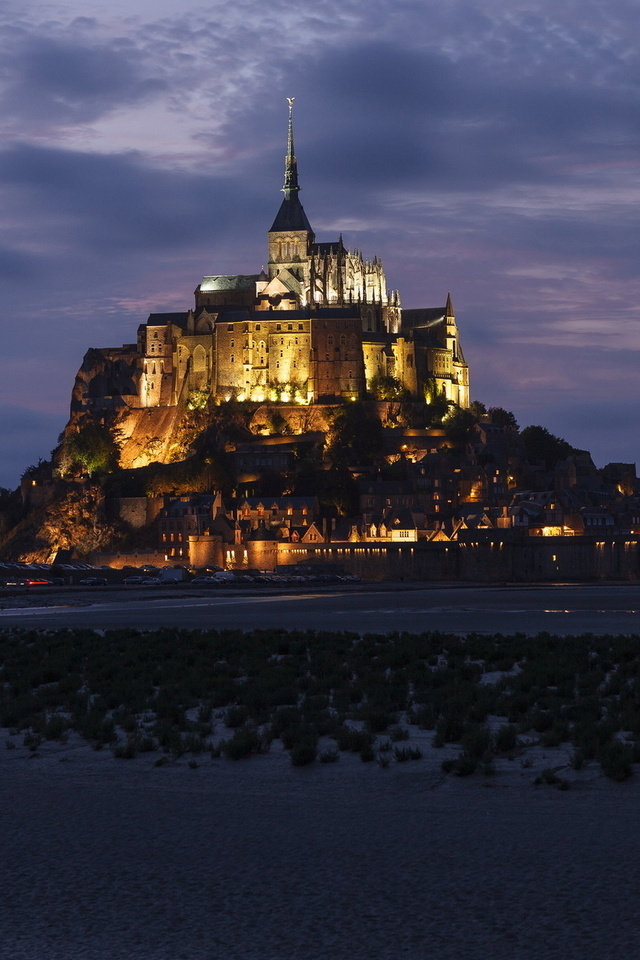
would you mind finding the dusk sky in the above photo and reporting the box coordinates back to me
[1,0,639,488]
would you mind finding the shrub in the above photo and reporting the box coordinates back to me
[393,746,422,762]
[494,724,518,753]
[335,726,372,753]
[364,709,394,733]
[452,755,477,776]
[271,706,302,739]
[360,746,375,762]
[409,704,438,730]
[225,706,249,729]
[389,726,410,742]
[220,726,262,760]
[460,725,492,761]
[290,738,317,766]
[569,749,585,770]
[535,768,560,786]
[433,716,466,746]
[43,714,69,742]
[318,748,339,763]
[23,732,42,752]
[180,732,207,755]
[112,737,137,759]
[599,741,634,781]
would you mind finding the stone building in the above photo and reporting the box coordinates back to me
[72,102,469,421]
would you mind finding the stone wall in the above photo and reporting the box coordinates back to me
[273,536,640,582]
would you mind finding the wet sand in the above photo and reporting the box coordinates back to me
[2,730,639,959]
[2,581,640,634]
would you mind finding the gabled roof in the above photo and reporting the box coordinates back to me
[199,275,259,292]
[401,308,445,329]
[313,240,344,256]
[147,312,189,327]
[240,496,317,510]
[384,508,417,530]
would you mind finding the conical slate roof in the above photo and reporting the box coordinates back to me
[269,194,313,233]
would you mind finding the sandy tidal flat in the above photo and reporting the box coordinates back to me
[1,731,640,960]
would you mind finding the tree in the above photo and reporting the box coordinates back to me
[520,425,575,468]
[443,407,478,443]
[63,424,120,476]
[488,407,519,430]
[368,374,409,401]
[421,378,450,425]
[469,400,487,419]
[327,402,383,466]
[291,464,358,515]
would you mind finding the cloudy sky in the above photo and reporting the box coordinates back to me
[1,0,639,488]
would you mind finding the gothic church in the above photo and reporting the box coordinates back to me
[75,102,469,415]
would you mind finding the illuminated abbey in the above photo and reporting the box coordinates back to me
[75,102,469,415]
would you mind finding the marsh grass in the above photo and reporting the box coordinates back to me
[1,625,639,779]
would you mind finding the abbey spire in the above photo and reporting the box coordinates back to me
[269,98,313,235]
[283,96,300,196]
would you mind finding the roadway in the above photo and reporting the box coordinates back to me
[2,583,640,634]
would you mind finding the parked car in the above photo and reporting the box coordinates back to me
[78,577,108,586]
[123,576,145,585]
